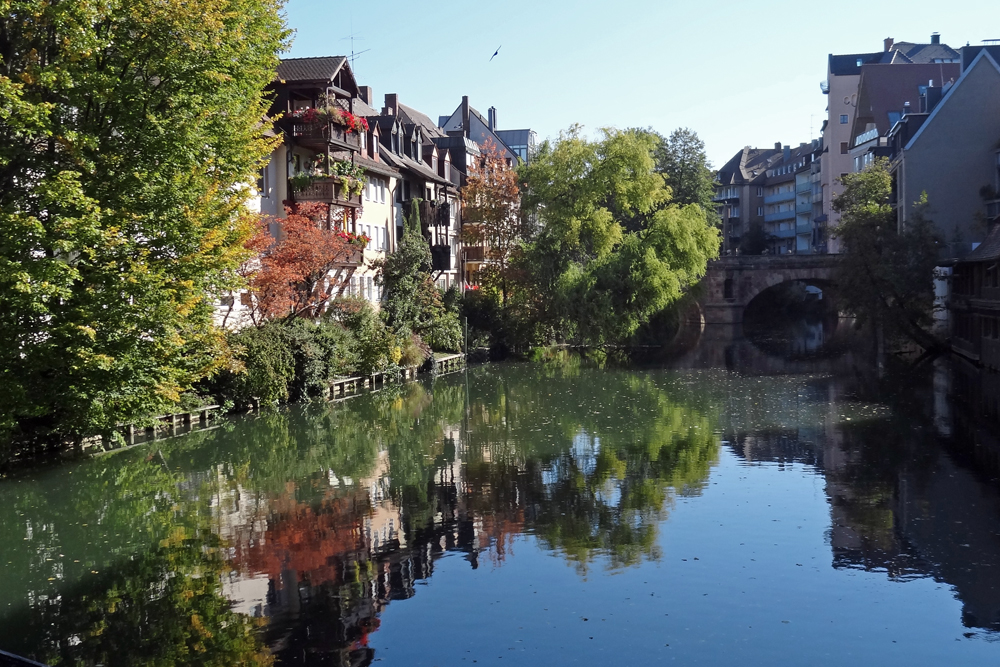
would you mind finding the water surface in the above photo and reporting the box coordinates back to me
[2,337,1000,665]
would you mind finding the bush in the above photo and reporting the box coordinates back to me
[326,297,400,375]
[400,333,432,368]
[214,322,296,409]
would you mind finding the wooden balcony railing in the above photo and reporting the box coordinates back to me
[293,178,362,208]
[292,120,362,151]
[465,246,486,262]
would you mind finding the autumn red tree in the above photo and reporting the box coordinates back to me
[247,203,361,323]
[460,139,522,306]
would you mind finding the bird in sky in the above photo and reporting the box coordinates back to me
[490,45,501,62]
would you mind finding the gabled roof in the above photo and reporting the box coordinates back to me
[905,49,1000,151]
[892,41,961,63]
[716,147,781,185]
[828,39,959,76]
[398,104,446,139]
[963,224,1000,263]
[276,56,347,83]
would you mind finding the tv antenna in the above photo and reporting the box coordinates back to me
[341,25,371,74]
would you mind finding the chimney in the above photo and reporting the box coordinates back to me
[383,93,398,116]
[884,37,894,52]
[783,145,791,161]
[774,142,782,151]
[931,32,940,45]
[358,86,373,105]
[488,106,497,131]
[903,101,911,116]
[462,96,471,136]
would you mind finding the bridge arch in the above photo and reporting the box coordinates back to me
[698,255,841,324]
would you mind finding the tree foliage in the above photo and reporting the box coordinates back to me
[248,203,358,323]
[460,139,522,305]
[515,127,720,346]
[654,128,718,216]
[832,159,942,349]
[0,0,289,443]
[373,203,462,353]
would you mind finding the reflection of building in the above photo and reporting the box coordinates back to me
[723,365,1000,631]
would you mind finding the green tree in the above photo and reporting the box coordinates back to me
[373,203,461,353]
[0,0,289,444]
[654,128,718,216]
[832,159,942,352]
[518,127,720,345]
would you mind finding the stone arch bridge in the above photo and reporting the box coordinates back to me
[698,255,842,324]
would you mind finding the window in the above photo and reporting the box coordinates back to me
[257,165,269,197]
[756,187,763,197]
[757,207,763,216]
[840,142,849,154]
[840,115,849,124]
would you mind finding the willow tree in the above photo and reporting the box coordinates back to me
[518,126,720,345]
[0,0,289,444]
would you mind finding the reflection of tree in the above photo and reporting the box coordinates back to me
[0,361,722,663]
[0,453,272,666]
[458,364,720,571]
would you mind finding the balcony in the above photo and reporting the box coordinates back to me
[431,245,452,271]
[339,246,364,266]
[796,201,812,214]
[465,246,486,262]
[293,178,363,207]
[770,226,796,239]
[796,221,813,234]
[812,191,823,204]
[292,120,362,152]
[763,191,795,205]
[764,210,795,223]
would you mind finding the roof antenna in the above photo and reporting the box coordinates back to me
[341,18,371,74]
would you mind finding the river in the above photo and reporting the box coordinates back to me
[2,319,1000,666]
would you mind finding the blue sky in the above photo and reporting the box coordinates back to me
[283,0,995,167]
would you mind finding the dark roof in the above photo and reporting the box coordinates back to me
[398,104,446,139]
[495,129,533,146]
[852,63,961,140]
[829,41,960,77]
[352,97,380,117]
[354,154,400,179]
[963,224,1000,262]
[716,146,782,185]
[893,41,961,63]
[829,52,885,76]
[276,56,346,83]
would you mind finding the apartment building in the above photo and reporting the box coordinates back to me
[821,34,960,251]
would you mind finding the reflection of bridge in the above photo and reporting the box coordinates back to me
[699,255,841,324]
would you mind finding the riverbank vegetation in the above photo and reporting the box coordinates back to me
[0,0,289,448]
[0,0,718,454]
[462,127,720,354]
[832,160,944,354]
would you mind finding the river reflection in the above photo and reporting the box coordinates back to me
[2,350,1000,664]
